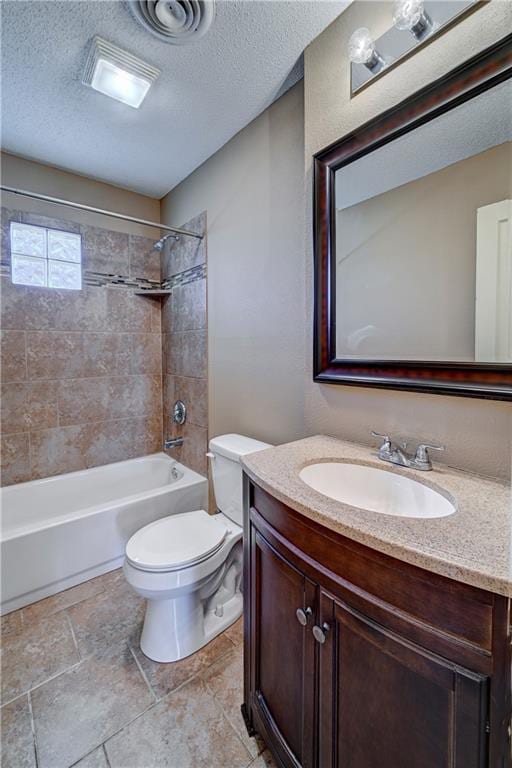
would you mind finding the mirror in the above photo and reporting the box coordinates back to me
[334,79,511,363]
[313,36,512,399]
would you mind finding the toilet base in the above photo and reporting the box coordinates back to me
[140,590,243,663]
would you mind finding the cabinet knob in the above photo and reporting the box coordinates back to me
[312,623,330,644]
[296,607,312,626]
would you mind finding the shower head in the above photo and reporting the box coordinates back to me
[153,233,180,251]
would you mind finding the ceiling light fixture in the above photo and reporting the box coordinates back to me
[82,37,160,108]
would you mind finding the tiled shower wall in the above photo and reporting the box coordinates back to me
[0,207,163,485]
[161,212,208,476]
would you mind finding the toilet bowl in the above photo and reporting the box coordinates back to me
[123,433,270,662]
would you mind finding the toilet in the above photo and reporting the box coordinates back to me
[123,433,270,663]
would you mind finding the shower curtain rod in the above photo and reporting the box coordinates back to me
[0,185,203,240]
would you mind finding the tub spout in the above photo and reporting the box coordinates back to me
[164,437,184,449]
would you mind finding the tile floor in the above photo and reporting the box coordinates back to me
[1,568,276,768]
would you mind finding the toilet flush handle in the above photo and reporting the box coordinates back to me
[206,452,216,460]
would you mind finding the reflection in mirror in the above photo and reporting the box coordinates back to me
[334,79,512,363]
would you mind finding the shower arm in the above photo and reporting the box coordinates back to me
[0,185,203,240]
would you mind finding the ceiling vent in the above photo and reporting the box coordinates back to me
[128,1,215,45]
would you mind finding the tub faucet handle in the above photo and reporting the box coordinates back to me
[173,400,187,426]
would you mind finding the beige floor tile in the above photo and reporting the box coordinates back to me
[21,567,125,625]
[68,579,145,658]
[0,609,23,637]
[0,695,37,768]
[224,616,244,646]
[202,644,261,758]
[94,566,126,592]
[131,631,234,700]
[71,745,109,768]
[250,749,278,767]
[105,676,252,768]
[22,579,107,624]
[1,612,79,704]
[31,644,154,768]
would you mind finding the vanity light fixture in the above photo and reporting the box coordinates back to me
[82,37,160,108]
[348,0,482,96]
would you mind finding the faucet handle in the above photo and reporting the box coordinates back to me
[371,430,390,441]
[414,443,445,466]
[371,431,392,452]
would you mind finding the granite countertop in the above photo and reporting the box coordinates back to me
[241,435,512,597]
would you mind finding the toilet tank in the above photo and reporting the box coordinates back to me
[209,434,271,526]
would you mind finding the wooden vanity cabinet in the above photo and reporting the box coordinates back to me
[243,480,511,768]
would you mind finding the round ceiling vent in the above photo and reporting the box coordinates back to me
[128,1,215,45]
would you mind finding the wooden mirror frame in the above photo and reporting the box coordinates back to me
[313,35,512,401]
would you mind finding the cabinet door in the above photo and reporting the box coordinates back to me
[250,529,316,768]
[317,591,489,768]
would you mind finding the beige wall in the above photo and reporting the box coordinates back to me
[162,1,511,480]
[1,153,160,238]
[161,85,306,447]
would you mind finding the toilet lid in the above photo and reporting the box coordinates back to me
[126,510,228,572]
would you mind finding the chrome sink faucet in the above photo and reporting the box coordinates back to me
[371,431,445,471]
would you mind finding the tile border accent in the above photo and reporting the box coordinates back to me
[162,263,206,290]
[83,271,160,289]
[1,263,206,292]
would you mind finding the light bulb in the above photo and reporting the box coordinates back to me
[393,0,423,29]
[348,28,376,65]
[348,27,385,73]
[393,0,432,38]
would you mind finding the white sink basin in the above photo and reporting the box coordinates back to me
[299,463,455,519]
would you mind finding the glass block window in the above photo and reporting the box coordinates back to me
[10,222,82,290]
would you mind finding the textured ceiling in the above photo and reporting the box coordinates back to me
[1,0,349,198]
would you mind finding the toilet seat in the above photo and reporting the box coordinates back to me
[125,510,228,573]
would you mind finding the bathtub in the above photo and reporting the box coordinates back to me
[0,453,208,614]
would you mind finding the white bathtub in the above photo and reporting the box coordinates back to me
[0,453,208,614]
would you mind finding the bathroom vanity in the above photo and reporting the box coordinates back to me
[241,437,511,768]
